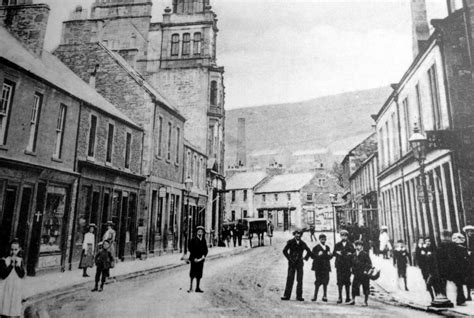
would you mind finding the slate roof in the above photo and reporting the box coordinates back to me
[0,27,141,129]
[226,171,268,190]
[255,172,314,193]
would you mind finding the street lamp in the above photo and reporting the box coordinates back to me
[329,193,337,248]
[409,125,453,308]
[184,176,193,255]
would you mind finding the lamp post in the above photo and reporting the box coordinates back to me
[329,194,337,248]
[184,176,193,255]
[409,125,453,308]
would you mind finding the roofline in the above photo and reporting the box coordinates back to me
[349,152,377,181]
[373,31,441,121]
[0,56,144,131]
[341,132,376,163]
[184,140,207,158]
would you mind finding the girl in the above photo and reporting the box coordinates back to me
[79,224,96,277]
[0,239,25,318]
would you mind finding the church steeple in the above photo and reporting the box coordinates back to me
[172,0,210,14]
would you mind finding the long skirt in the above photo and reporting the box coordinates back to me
[0,271,23,317]
[79,246,94,269]
[190,260,205,279]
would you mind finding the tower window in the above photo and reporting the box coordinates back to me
[182,33,191,56]
[210,80,218,106]
[171,34,180,56]
[193,32,202,56]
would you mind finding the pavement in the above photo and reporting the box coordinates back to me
[371,254,474,316]
[22,244,248,316]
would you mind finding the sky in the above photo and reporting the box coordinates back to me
[38,0,448,110]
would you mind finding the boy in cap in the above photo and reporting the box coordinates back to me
[334,229,355,303]
[310,234,332,302]
[188,225,208,293]
[349,240,372,306]
[281,229,312,301]
[92,240,114,292]
[393,239,409,291]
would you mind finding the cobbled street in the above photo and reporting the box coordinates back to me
[46,234,435,317]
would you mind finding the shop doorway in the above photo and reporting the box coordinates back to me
[0,186,17,257]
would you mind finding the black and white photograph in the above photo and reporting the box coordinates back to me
[0,0,474,316]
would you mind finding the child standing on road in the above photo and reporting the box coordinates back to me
[393,240,409,291]
[349,240,372,306]
[0,239,26,318]
[92,240,114,292]
[311,234,332,302]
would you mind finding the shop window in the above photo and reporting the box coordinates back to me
[40,187,66,253]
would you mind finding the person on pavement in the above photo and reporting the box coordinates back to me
[452,232,468,306]
[310,234,332,302]
[92,240,114,292]
[79,223,96,277]
[422,237,436,301]
[379,227,391,259]
[281,229,312,301]
[309,225,316,242]
[188,225,208,293]
[0,239,25,318]
[393,239,409,291]
[103,221,116,261]
[414,237,425,269]
[236,220,245,247]
[349,240,372,306]
[334,229,355,304]
[436,230,457,303]
[465,228,474,301]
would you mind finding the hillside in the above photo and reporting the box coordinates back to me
[225,86,392,165]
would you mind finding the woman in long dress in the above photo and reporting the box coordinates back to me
[79,224,96,277]
[0,239,25,318]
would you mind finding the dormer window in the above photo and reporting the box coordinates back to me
[171,34,180,56]
[182,33,191,56]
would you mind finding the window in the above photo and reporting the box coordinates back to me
[210,80,218,106]
[171,34,180,56]
[87,115,97,157]
[306,193,313,201]
[53,104,67,159]
[231,210,235,221]
[243,190,248,201]
[182,33,190,56]
[402,97,410,149]
[231,190,235,202]
[287,193,291,201]
[27,93,42,152]
[175,127,180,163]
[156,116,163,157]
[0,80,14,145]
[391,112,399,160]
[193,32,202,55]
[106,123,114,163]
[262,194,266,202]
[415,83,424,131]
[199,157,203,188]
[125,132,131,169]
[274,193,278,201]
[428,64,441,130]
[243,210,248,218]
[167,122,172,161]
[318,178,326,186]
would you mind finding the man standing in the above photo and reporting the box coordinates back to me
[188,225,208,293]
[281,229,312,301]
[334,229,355,304]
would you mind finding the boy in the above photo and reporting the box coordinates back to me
[393,239,409,291]
[311,234,332,302]
[334,229,355,303]
[92,240,114,292]
[349,240,372,306]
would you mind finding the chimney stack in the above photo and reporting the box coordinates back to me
[236,118,246,167]
[0,1,50,56]
[410,0,430,58]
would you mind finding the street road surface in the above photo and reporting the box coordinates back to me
[48,234,435,317]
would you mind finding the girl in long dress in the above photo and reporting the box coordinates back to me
[79,224,96,277]
[0,239,25,318]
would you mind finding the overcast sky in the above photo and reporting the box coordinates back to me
[39,0,448,109]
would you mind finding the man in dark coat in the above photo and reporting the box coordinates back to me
[281,229,312,301]
[393,239,409,291]
[422,237,436,301]
[436,230,456,298]
[349,240,372,306]
[334,229,355,303]
[188,225,208,293]
[451,233,468,306]
[310,234,332,302]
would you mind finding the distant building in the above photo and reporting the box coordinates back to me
[224,171,269,222]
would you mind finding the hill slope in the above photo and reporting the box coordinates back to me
[225,86,391,165]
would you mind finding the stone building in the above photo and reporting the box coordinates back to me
[0,1,143,274]
[58,0,225,240]
[54,41,186,255]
